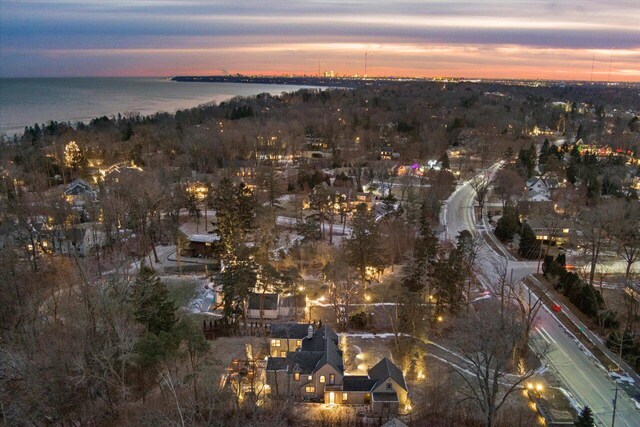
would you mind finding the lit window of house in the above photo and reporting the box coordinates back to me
[308,375,313,381]
[329,374,335,384]
[305,386,315,393]
[294,373,300,381]
[280,351,286,357]
[296,340,302,347]
[343,393,348,402]
[319,375,326,383]
[271,339,281,347]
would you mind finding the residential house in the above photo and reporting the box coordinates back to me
[526,218,572,246]
[248,293,279,320]
[517,201,572,246]
[182,233,219,258]
[526,189,551,202]
[248,294,307,321]
[266,325,343,400]
[379,145,399,160]
[266,325,408,415]
[269,323,315,357]
[64,178,96,206]
[49,222,107,256]
[277,294,307,319]
[526,177,552,199]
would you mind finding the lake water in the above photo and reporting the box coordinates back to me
[0,77,318,136]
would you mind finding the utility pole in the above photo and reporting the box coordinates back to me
[611,384,619,427]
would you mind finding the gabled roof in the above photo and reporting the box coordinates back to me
[266,325,343,375]
[271,323,313,339]
[301,325,338,351]
[342,375,377,392]
[368,357,407,391]
[286,351,324,374]
[189,234,219,243]
[64,178,94,196]
[266,357,287,371]
[317,335,344,374]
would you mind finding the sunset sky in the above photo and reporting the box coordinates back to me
[1,0,639,81]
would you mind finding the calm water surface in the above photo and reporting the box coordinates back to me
[0,77,318,136]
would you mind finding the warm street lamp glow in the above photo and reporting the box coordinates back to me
[437,315,444,322]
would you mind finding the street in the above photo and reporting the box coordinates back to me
[443,167,640,427]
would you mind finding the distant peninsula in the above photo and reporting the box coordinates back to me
[170,75,415,88]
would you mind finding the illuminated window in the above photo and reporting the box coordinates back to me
[343,393,348,402]
[280,351,286,357]
[320,375,325,383]
[296,340,302,347]
[329,374,335,384]
[294,373,300,381]
[308,375,313,381]
[271,340,281,347]
[305,386,315,393]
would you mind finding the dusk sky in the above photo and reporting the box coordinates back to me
[1,0,639,81]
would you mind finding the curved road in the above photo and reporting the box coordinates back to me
[443,166,640,427]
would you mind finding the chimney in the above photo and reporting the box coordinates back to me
[307,324,313,339]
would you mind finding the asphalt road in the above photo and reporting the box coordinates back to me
[443,167,640,427]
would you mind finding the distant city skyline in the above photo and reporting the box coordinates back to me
[1,0,639,81]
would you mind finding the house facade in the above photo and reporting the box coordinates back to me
[248,294,307,321]
[268,323,314,357]
[266,325,408,414]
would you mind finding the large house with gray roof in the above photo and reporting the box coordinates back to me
[266,324,408,415]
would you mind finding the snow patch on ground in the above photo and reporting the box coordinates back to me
[469,294,492,303]
[340,332,409,339]
[609,371,635,384]
[188,280,218,314]
[312,302,397,308]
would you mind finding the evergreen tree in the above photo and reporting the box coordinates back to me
[221,256,258,319]
[574,406,594,427]
[518,143,537,178]
[414,202,439,269]
[296,217,321,243]
[519,222,540,259]
[432,247,466,313]
[495,205,519,242]
[131,265,177,335]
[439,151,450,170]
[211,178,256,260]
[345,204,387,286]
[400,203,438,293]
[539,139,550,164]
[503,146,515,161]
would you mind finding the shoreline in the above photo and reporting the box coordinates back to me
[0,79,324,138]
